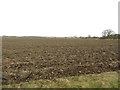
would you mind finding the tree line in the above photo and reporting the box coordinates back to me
[100,29,119,39]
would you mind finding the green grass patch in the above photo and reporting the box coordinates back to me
[3,71,118,88]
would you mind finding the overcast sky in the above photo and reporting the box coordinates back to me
[0,0,119,37]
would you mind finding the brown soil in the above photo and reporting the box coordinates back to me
[2,37,119,85]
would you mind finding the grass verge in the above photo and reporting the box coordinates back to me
[3,71,118,88]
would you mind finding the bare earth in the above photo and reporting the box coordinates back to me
[2,37,118,85]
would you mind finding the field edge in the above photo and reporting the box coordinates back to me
[2,71,118,88]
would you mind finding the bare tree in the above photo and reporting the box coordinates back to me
[102,29,115,37]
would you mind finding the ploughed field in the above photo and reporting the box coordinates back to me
[2,37,118,85]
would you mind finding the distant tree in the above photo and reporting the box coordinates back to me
[102,29,115,38]
[109,34,120,39]
[92,36,99,38]
[88,35,91,38]
[73,35,77,38]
